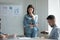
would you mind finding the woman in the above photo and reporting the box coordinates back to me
[23,4,38,38]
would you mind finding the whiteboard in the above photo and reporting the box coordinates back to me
[0,5,24,35]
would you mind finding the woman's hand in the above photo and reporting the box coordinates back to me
[30,13,35,20]
[30,24,34,28]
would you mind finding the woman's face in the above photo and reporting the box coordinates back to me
[28,8,33,14]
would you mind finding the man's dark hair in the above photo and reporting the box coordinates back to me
[47,15,55,20]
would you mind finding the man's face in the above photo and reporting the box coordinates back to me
[47,19,55,27]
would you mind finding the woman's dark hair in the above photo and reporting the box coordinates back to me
[47,15,55,20]
[27,4,34,15]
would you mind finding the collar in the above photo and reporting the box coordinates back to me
[52,25,57,28]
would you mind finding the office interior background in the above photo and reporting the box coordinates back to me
[0,0,60,37]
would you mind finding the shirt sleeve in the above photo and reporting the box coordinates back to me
[32,15,38,26]
[53,28,59,39]
[23,15,29,27]
[49,28,59,39]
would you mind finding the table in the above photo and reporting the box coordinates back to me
[0,37,57,40]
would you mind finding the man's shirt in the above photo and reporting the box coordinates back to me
[49,25,59,39]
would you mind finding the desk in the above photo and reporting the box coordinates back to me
[0,37,56,40]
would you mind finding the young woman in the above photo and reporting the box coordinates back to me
[23,4,38,38]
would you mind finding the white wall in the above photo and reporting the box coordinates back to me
[0,0,24,35]
[0,0,48,37]
[36,0,48,37]
[48,0,60,33]
[0,0,23,4]
[48,0,60,27]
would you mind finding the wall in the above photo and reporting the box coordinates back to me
[0,0,24,35]
[48,0,60,32]
[0,0,48,37]
[0,0,23,4]
[48,0,60,34]
[36,0,48,37]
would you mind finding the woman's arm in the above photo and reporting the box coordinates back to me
[32,15,38,27]
[23,15,29,27]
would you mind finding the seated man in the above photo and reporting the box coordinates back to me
[46,15,59,39]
